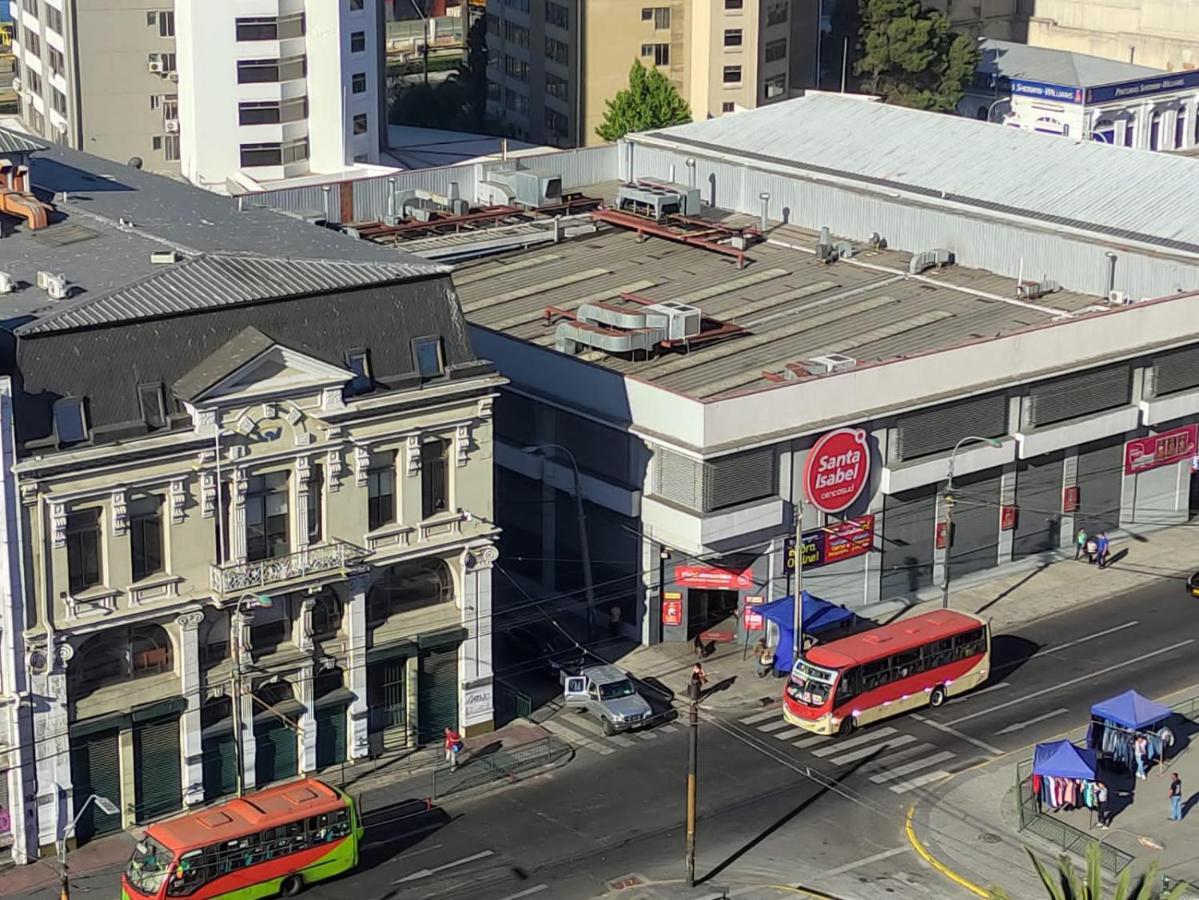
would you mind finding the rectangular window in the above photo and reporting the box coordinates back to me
[546,73,568,101]
[130,495,164,582]
[350,31,366,53]
[235,14,304,41]
[162,95,179,119]
[48,47,64,76]
[307,463,324,544]
[421,438,449,518]
[545,37,569,65]
[245,471,290,562]
[66,509,102,594]
[766,1,788,25]
[351,72,367,93]
[503,56,529,82]
[345,349,371,394]
[137,382,166,429]
[157,10,174,37]
[723,65,742,84]
[412,337,443,379]
[764,73,786,99]
[238,98,307,126]
[349,0,363,8]
[44,5,63,35]
[51,88,66,115]
[53,397,87,445]
[237,56,306,84]
[723,29,742,47]
[239,138,309,167]
[23,29,40,58]
[352,112,368,134]
[21,0,37,15]
[764,37,787,62]
[641,7,670,28]
[164,134,180,161]
[367,452,396,530]
[546,1,569,28]
[721,101,735,112]
[724,0,743,8]
[545,108,568,136]
[641,43,669,66]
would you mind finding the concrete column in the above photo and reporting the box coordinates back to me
[997,464,1017,564]
[232,467,248,562]
[238,679,256,792]
[175,611,205,806]
[405,655,420,747]
[460,544,498,736]
[1060,451,1079,549]
[297,663,317,773]
[33,641,71,853]
[296,596,315,654]
[118,728,136,829]
[295,457,311,551]
[1186,95,1199,148]
[640,534,659,646]
[345,575,370,760]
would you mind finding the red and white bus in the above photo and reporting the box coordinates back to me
[782,610,990,736]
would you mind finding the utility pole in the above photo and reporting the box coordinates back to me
[840,36,849,92]
[792,499,805,669]
[684,678,699,887]
[939,488,955,610]
[232,607,247,797]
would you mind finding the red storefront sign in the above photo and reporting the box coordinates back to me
[1124,423,1199,475]
[1062,485,1080,514]
[803,428,871,514]
[1000,505,1018,531]
[743,595,765,631]
[662,598,683,627]
[674,565,754,589]
[935,521,951,550]
[822,515,876,564]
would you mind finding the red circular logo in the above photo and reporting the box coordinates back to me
[803,428,870,513]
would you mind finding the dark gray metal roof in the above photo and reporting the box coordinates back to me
[18,253,438,334]
[978,39,1162,89]
[0,126,48,156]
[172,326,278,402]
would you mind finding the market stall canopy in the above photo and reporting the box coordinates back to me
[1090,690,1172,729]
[1033,740,1097,779]
[757,592,855,673]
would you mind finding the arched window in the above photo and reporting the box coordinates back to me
[69,623,174,700]
[1092,119,1115,144]
[976,105,989,121]
[254,680,294,709]
[367,559,453,625]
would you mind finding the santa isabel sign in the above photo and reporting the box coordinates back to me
[803,428,871,513]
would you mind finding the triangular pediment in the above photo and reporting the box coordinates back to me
[174,327,352,404]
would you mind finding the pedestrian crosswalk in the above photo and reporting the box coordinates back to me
[735,709,966,795]
[542,712,680,756]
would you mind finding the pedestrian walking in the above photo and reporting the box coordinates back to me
[692,662,708,687]
[1075,527,1089,560]
[444,725,463,771]
[1084,537,1097,564]
[1170,773,1183,821]
[1096,532,1110,569]
[1096,781,1111,829]
[1135,734,1149,780]
[608,605,622,639]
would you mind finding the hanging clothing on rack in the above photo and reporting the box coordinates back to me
[1036,775,1100,812]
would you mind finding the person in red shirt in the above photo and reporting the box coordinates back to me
[444,726,464,770]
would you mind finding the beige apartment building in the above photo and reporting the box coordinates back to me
[1028,0,1199,72]
[485,0,817,147]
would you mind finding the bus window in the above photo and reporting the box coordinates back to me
[892,649,921,679]
[861,658,890,691]
[126,838,173,897]
[926,637,954,669]
[166,850,207,897]
[953,627,986,659]
[834,667,860,705]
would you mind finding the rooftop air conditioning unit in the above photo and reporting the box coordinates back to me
[0,272,13,295]
[40,272,68,300]
[805,353,857,375]
[644,301,702,340]
[164,119,179,134]
[1107,290,1129,305]
[148,54,165,74]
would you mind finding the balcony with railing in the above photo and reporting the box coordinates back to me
[210,540,370,596]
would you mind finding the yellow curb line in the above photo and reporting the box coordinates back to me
[905,806,990,898]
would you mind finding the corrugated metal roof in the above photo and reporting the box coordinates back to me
[17,253,433,334]
[0,126,48,156]
[978,39,1162,88]
[639,94,1199,251]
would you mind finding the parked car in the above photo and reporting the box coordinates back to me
[1187,571,1199,598]
[562,664,653,735]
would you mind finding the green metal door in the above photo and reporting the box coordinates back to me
[367,659,408,751]
[70,729,122,844]
[315,704,347,768]
[418,647,459,745]
[202,727,238,802]
[134,715,182,822]
[254,719,298,788]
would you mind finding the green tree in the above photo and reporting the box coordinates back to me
[596,60,691,143]
[989,844,1187,900]
[855,0,978,112]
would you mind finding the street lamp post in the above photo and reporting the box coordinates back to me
[658,546,671,644]
[58,793,119,900]
[231,592,273,796]
[523,444,596,641]
[940,436,1003,609]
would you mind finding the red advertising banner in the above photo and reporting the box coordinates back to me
[935,521,951,550]
[1000,505,1017,532]
[1062,485,1080,514]
[821,515,875,565]
[662,598,683,627]
[674,565,754,589]
[1124,424,1199,475]
[803,428,871,514]
[743,595,765,631]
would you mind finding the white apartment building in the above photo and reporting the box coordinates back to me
[176,0,392,193]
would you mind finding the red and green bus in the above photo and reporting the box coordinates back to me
[122,778,361,899]
[782,609,990,736]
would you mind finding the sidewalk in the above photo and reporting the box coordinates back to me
[620,522,1198,712]
[0,720,555,897]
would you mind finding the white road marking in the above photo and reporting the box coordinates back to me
[812,726,898,757]
[1029,621,1140,660]
[740,709,783,725]
[793,733,832,749]
[756,719,793,733]
[889,770,951,794]
[859,742,937,772]
[660,724,679,733]
[608,733,636,747]
[637,731,658,741]
[773,727,808,741]
[911,714,1003,756]
[393,850,494,883]
[995,708,1069,735]
[595,746,616,755]
[497,885,550,900]
[869,750,956,783]
[824,734,917,767]
[824,846,910,876]
[946,681,1010,705]
[944,640,1195,727]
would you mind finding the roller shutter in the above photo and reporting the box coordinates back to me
[896,394,1008,461]
[704,447,775,511]
[254,705,300,788]
[1013,451,1064,558]
[946,470,1002,578]
[1028,366,1130,427]
[133,715,182,822]
[315,704,347,768]
[201,726,238,802]
[1075,436,1124,533]
[880,485,937,599]
[1153,345,1199,397]
[70,729,122,843]
[417,647,459,745]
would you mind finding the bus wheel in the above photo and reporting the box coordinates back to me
[280,875,304,897]
[929,686,947,708]
[838,717,856,737]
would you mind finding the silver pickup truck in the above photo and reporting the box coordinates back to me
[562,664,654,735]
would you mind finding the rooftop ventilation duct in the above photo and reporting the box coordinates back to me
[804,353,857,375]
[1017,278,1060,300]
[909,248,954,275]
[555,299,702,356]
[482,167,562,209]
[151,249,181,265]
[37,271,68,300]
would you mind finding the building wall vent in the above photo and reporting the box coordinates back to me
[805,353,857,375]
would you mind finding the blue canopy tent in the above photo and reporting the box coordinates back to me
[756,592,855,674]
[1090,690,1172,729]
[1033,740,1097,780]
